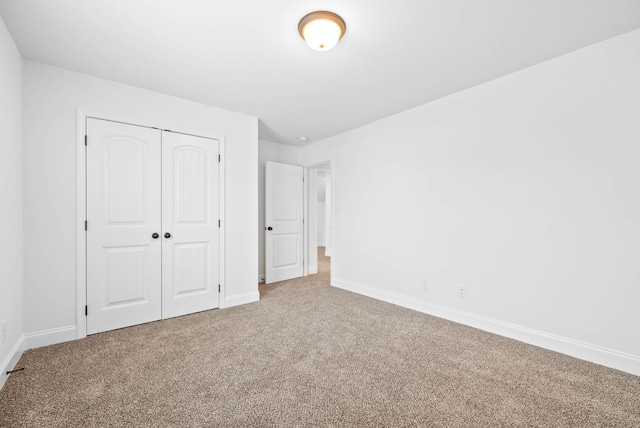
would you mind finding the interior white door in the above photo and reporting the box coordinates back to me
[86,118,162,334]
[265,161,304,284]
[161,131,220,318]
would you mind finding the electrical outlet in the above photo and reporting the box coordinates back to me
[1,321,7,344]
[458,284,467,298]
[421,278,430,291]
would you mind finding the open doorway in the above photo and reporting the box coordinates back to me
[260,157,332,285]
[306,162,331,277]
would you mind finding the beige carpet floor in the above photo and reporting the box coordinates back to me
[1,248,639,427]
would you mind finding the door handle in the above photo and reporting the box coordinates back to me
[152,233,159,239]
[164,232,171,239]
[267,226,273,231]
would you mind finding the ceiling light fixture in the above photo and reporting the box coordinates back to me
[298,11,346,51]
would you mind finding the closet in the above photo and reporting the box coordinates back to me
[86,118,220,334]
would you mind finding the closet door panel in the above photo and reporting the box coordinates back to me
[86,119,162,334]
[161,131,220,318]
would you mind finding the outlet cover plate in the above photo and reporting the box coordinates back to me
[458,284,467,297]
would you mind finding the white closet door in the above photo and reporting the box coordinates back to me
[265,161,304,284]
[161,131,220,318]
[86,119,162,334]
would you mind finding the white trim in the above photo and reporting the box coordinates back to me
[329,160,334,287]
[258,273,265,283]
[224,291,260,308]
[307,267,318,275]
[76,109,227,331]
[332,278,640,376]
[76,110,87,339]
[22,325,77,350]
[218,138,227,309]
[0,336,25,390]
[1,325,78,391]
[303,168,309,277]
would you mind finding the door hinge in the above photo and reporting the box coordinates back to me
[218,219,221,228]
[218,284,221,293]
[85,305,88,316]
[218,154,221,163]
[84,220,87,231]
[84,135,87,146]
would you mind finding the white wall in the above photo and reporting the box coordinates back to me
[258,140,302,281]
[0,16,23,386]
[23,61,258,338]
[302,29,640,374]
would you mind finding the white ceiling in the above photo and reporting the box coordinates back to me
[1,1,640,146]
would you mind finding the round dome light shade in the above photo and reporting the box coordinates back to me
[298,11,346,51]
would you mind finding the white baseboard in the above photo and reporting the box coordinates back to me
[325,250,332,257]
[22,325,77,350]
[0,336,25,390]
[1,325,77,391]
[258,273,265,283]
[307,266,318,275]
[224,291,260,308]
[332,278,640,376]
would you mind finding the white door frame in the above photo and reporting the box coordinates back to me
[303,159,333,282]
[76,109,226,339]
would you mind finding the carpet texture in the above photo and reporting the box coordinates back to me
[1,248,639,427]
